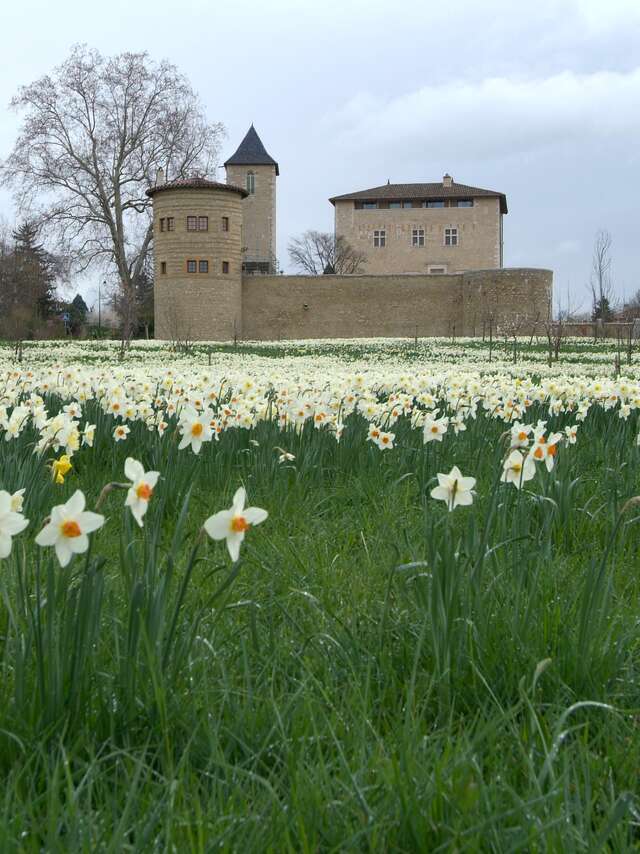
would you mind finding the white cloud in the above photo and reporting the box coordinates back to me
[326,69,640,161]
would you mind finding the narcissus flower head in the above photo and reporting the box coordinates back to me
[501,450,536,489]
[0,490,29,558]
[35,490,105,567]
[203,487,267,562]
[124,457,160,527]
[431,466,476,511]
[50,454,73,484]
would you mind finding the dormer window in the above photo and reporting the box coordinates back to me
[246,172,255,194]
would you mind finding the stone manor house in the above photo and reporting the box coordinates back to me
[149,126,551,341]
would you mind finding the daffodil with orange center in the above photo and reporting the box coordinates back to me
[124,458,160,527]
[203,487,268,562]
[35,490,105,567]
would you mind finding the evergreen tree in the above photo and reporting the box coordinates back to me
[69,294,89,335]
[11,220,58,322]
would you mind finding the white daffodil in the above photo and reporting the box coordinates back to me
[124,457,160,527]
[203,487,267,562]
[82,423,96,447]
[529,431,563,472]
[430,466,476,510]
[35,490,105,567]
[113,424,130,442]
[565,425,578,444]
[178,406,212,454]
[423,414,449,444]
[373,430,395,450]
[501,450,536,489]
[10,488,25,513]
[510,421,532,449]
[0,490,29,558]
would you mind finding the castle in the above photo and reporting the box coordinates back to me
[149,126,552,341]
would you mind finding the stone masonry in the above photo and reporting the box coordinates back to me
[150,128,552,342]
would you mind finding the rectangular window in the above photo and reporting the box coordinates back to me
[412,228,425,247]
[444,228,458,246]
[199,260,209,273]
[187,216,198,231]
[362,201,378,209]
[160,261,167,274]
[222,216,229,232]
[187,260,197,273]
[389,201,402,209]
[198,216,208,231]
[246,172,255,194]
[159,218,165,232]
[402,200,414,208]
[166,217,175,231]
[457,199,473,207]
[373,229,386,247]
[425,200,445,208]
[428,266,446,274]
[222,261,229,274]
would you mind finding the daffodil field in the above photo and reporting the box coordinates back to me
[1,336,640,850]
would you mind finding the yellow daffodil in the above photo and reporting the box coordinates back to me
[51,454,73,484]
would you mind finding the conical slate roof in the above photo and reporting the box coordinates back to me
[224,125,279,175]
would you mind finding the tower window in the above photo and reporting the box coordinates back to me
[222,216,229,232]
[187,260,197,273]
[412,228,425,247]
[187,216,208,231]
[166,217,175,231]
[199,260,209,273]
[160,261,167,274]
[373,229,386,247]
[159,218,165,232]
[246,172,255,194]
[444,228,458,246]
[222,261,230,274]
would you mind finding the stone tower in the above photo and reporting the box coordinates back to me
[224,125,279,274]
[148,175,248,340]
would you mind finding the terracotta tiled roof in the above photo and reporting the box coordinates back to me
[329,181,508,213]
[146,177,248,198]
[224,125,279,175]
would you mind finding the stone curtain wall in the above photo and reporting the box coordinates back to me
[241,269,552,341]
[461,268,553,337]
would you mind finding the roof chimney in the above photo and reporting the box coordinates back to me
[155,167,166,186]
[443,173,453,188]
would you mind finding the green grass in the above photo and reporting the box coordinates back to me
[0,361,639,849]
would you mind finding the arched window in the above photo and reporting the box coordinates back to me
[246,171,255,194]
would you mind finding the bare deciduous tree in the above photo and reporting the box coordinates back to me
[589,229,614,320]
[1,44,224,345]
[288,231,366,275]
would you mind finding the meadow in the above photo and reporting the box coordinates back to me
[0,335,639,852]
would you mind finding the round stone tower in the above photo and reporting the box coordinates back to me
[148,176,248,341]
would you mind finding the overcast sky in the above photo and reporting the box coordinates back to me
[1,0,639,312]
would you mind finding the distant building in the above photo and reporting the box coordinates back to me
[330,176,507,275]
[148,128,550,342]
[224,125,279,275]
